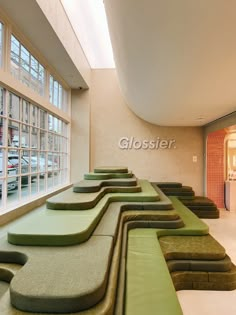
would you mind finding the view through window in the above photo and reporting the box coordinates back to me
[0,87,69,211]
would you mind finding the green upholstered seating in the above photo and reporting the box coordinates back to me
[0,167,234,315]
[181,196,220,218]
[8,180,160,246]
[159,235,226,260]
[84,171,133,180]
[155,182,220,218]
[94,166,129,173]
[73,177,138,193]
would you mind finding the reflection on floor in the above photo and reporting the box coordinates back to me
[178,208,236,315]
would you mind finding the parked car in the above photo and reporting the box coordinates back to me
[27,156,56,177]
[0,154,18,193]
[8,154,36,185]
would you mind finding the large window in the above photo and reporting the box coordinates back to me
[49,75,67,111]
[10,35,45,96]
[0,87,69,211]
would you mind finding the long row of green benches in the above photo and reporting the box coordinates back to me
[0,166,234,315]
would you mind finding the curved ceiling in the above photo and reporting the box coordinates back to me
[104,0,236,126]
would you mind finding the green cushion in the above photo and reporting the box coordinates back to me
[73,177,138,193]
[154,182,183,188]
[9,236,113,313]
[94,166,128,173]
[126,230,183,315]
[47,180,158,210]
[8,180,160,246]
[47,185,142,210]
[182,196,215,206]
[84,171,133,180]
[159,235,226,260]
[167,255,232,272]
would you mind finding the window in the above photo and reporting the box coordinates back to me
[0,22,3,67]
[49,75,67,111]
[0,87,69,212]
[10,35,45,96]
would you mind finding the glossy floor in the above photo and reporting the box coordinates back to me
[178,208,236,315]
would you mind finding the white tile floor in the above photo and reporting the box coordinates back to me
[178,209,236,315]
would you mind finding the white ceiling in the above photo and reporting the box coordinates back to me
[103,0,236,126]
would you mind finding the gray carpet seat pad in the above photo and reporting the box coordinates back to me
[73,177,138,193]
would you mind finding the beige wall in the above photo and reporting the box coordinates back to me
[91,69,204,195]
[71,89,90,182]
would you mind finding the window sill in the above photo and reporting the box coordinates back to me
[0,183,72,226]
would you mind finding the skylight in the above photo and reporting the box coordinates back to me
[61,0,115,69]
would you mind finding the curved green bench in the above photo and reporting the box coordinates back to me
[73,177,138,193]
[8,180,160,246]
[0,166,234,315]
[0,205,183,314]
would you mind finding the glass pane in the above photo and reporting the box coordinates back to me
[21,177,29,198]
[31,104,38,127]
[9,93,20,120]
[39,110,46,129]
[30,151,38,174]
[49,75,53,103]
[31,127,38,149]
[21,46,30,72]
[39,174,45,192]
[54,135,59,152]
[8,121,20,147]
[21,124,30,148]
[53,81,59,106]
[48,133,53,151]
[48,114,53,131]
[31,55,38,73]
[0,23,3,67]
[0,87,4,116]
[58,85,62,109]
[0,117,5,147]
[10,35,20,64]
[7,175,19,206]
[39,130,46,150]
[31,175,38,195]
[39,152,46,174]
[54,171,59,186]
[22,100,29,123]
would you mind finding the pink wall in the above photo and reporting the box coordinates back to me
[207,129,226,208]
